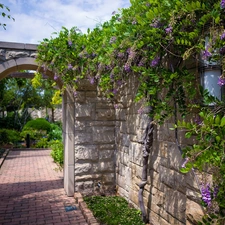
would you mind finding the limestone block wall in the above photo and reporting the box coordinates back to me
[74,80,116,194]
[29,107,62,122]
[73,75,205,224]
[114,75,205,225]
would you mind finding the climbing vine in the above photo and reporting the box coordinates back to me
[36,0,225,223]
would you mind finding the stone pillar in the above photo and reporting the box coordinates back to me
[63,89,75,196]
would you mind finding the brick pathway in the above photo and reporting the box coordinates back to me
[0,149,88,225]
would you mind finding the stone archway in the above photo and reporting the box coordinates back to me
[0,41,75,196]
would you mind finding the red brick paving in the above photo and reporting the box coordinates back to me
[0,149,88,225]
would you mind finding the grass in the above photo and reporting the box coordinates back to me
[84,195,145,225]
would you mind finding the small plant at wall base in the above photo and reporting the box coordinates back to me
[36,0,225,223]
[84,196,145,225]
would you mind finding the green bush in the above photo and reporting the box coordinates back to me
[35,137,49,148]
[0,129,20,144]
[48,123,62,141]
[21,118,51,141]
[48,140,64,168]
[23,118,51,131]
[84,196,145,225]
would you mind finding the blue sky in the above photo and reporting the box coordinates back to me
[0,0,131,44]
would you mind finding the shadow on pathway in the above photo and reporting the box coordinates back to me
[0,148,87,225]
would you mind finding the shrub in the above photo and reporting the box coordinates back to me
[84,196,145,225]
[0,129,20,145]
[48,123,62,141]
[23,118,51,131]
[21,118,51,141]
[48,140,64,168]
[35,137,49,148]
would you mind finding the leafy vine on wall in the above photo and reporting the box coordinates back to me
[36,0,225,223]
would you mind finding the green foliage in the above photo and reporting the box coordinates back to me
[84,196,145,225]
[0,3,15,30]
[0,129,20,144]
[23,118,51,132]
[178,106,225,223]
[48,140,63,168]
[20,118,50,141]
[48,123,62,141]
[35,137,49,148]
[36,0,225,223]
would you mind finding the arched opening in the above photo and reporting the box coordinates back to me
[0,57,75,196]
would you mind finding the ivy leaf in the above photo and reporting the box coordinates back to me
[220,117,225,127]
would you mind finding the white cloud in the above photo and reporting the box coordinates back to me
[0,0,131,44]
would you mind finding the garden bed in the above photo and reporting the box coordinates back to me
[83,195,146,225]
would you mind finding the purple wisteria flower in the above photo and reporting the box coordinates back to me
[117,80,123,86]
[110,36,117,44]
[68,64,73,70]
[54,74,58,80]
[194,116,202,125]
[117,52,124,58]
[221,0,225,8]
[132,20,137,25]
[110,73,114,80]
[150,56,160,67]
[201,184,212,206]
[220,32,225,40]
[68,40,72,46]
[114,104,119,109]
[88,76,95,85]
[73,91,77,97]
[138,107,144,114]
[112,11,116,15]
[138,61,144,67]
[124,63,131,72]
[218,76,225,86]
[181,158,189,168]
[201,49,212,60]
[213,186,219,198]
[220,46,225,55]
[165,26,173,34]
[150,19,162,28]
[113,89,118,94]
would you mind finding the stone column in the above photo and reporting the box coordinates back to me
[63,89,75,196]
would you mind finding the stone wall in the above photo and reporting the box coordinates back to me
[114,75,205,225]
[29,107,62,122]
[74,80,116,195]
[74,76,205,224]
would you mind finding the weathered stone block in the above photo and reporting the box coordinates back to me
[74,91,85,103]
[75,181,94,192]
[75,145,98,162]
[96,109,115,120]
[115,108,126,120]
[131,142,143,166]
[99,150,114,160]
[75,163,92,175]
[186,188,201,203]
[186,199,205,225]
[75,132,92,144]
[99,161,114,172]
[75,103,94,118]
[159,166,186,194]
[164,187,186,223]
[157,123,176,142]
[74,120,86,131]
[93,127,115,144]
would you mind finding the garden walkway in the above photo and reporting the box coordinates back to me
[0,148,88,225]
